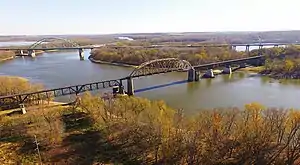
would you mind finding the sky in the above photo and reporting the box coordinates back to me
[0,0,299,35]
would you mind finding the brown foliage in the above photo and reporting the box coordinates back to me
[77,95,300,165]
[90,46,246,66]
[0,51,15,61]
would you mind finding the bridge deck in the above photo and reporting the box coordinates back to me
[194,55,264,70]
[0,79,121,110]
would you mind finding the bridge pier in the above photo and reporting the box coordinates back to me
[258,45,263,55]
[127,77,134,96]
[222,66,232,74]
[28,50,36,57]
[20,50,24,55]
[202,69,215,78]
[187,68,195,82]
[19,104,26,114]
[194,70,200,81]
[246,45,250,53]
[78,48,84,60]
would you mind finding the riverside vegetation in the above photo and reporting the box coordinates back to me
[0,51,15,62]
[0,93,300,164]
[0,78,300,164]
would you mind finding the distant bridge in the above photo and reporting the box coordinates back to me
[0,54,270,110]
[0,37,299,60]
[0,37,102,60]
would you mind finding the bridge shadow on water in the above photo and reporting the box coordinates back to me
[134,80,188,93]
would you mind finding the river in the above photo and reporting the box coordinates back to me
[0,45,299,114]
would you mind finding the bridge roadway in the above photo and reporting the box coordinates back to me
[194,55,265,70]
[0,55,266,110]
[0,79,123,110]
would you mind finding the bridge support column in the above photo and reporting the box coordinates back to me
[19,104,26,114]
[231,45,236,50]
[20,50,24,55]
[118,85,125,94]
[78,48,84,60]
[28,50,36,57]
[187,68,195,82]
[127,77,134,96]
[222,66,232,74]
[258,45,263,55]
[194,70,200,81]
[202,69,215,78]
[246,45,250,53]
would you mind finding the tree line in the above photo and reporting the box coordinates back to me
[89,45,300,66]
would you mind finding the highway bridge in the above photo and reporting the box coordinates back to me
[0,37,299,60]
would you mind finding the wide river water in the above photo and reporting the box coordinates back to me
[0,44,300,114]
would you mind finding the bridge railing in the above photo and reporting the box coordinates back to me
[0,79,121,110]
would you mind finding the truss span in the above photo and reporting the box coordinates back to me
[129,58,193,77]
[28,37,80,49]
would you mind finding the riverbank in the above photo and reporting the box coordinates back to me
[88,56,138,68]
[0,51,15,62]
[260,70,300,79]
[0,56,15,62]
[238,66,264,72]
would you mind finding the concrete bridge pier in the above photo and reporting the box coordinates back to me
[246,45,250,53]
[19,104,26,114]
[127,77,134,96]
[78,48,84,60]
[28,50,36,57]
[20,50,24,55]
[187,68,195,82]
[118,80,125,94]
[194,70,200,81]
[202,69,215,78]
[222,66,232,74]
[258,45,263,55]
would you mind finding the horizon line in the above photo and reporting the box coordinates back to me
[1,29,300,37]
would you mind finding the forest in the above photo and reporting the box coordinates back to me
[90,45,300,79]
[0,92,300,164]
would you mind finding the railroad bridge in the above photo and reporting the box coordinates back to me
[0,54,266,110]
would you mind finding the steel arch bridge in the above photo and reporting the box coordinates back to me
[28,37,80,49]
[129,58,193,78]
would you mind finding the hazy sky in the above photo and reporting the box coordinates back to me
[0,0,299,35]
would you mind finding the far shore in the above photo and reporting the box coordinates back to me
[0,56,15,62]
[88,56,138,68]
